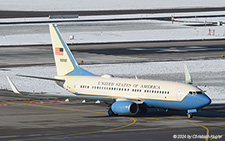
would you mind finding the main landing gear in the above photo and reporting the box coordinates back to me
[108,107,118,116]
[187,113,193,119]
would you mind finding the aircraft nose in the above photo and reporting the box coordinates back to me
[198,94,211,107]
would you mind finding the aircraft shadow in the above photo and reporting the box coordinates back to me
[85,106,225,119]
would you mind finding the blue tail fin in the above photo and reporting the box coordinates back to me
[49,24,96,77]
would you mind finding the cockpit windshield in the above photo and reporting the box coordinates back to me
[189,91,203,95]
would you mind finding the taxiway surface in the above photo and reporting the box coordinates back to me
[1,5,225,141]
[0,40,225,67]
[0,40,225,140]
[1,7,225,18]
[0,90,224,141]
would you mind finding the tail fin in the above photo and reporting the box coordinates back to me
[49,24,96,77]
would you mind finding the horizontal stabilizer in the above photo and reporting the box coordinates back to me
[17,74,65,82]
[6,76,20,94]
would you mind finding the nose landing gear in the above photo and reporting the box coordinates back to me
[187,109,197,119]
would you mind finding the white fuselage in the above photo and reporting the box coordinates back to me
[63,76,201,102]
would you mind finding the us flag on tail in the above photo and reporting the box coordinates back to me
[55,47,63,55]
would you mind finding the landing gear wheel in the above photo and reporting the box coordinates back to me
[139,108,147,114]
[108,107,117,116]
[187,113,193,119]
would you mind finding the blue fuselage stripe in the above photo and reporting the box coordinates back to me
[74,93,211,110]
[143,94,211,110]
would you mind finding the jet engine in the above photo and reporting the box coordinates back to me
[111,101,139,115]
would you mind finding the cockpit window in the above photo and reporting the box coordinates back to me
[189,91,203,95]
[196,91,203,94]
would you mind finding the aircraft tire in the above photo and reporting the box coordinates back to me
[108,107,117,116]
[187,113,193,119]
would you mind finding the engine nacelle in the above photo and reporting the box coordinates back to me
[111,101,139,115]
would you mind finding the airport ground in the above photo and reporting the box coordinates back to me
[1,40,225,67]
[0,90,225,141]
[0,40,225,140]
[1,8,225,140]
[1,7,225,18]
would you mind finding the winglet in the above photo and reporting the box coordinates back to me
[6,76,21,94]
[184,65,193,84]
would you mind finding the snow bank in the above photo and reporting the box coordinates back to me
[0,59,225,103]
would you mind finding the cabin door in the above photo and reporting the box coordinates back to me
[177,88,183,100]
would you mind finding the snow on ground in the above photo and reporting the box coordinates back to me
[1,10,225,46]
[0,1,225,103]
[0,59,225,103]
[1,11,225,23]
[0,0,225,11]
[1,19,225,46]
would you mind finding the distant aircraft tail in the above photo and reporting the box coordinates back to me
[49,24,96,77]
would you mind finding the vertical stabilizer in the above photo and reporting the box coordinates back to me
[49,24,96,77]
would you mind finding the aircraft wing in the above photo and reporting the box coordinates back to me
[6,76,115,103]
[16,74,65,82]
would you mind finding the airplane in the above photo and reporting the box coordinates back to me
[14,24,212,119]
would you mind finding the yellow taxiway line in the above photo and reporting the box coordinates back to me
[145,117,209,141]
[6,102,137,141]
